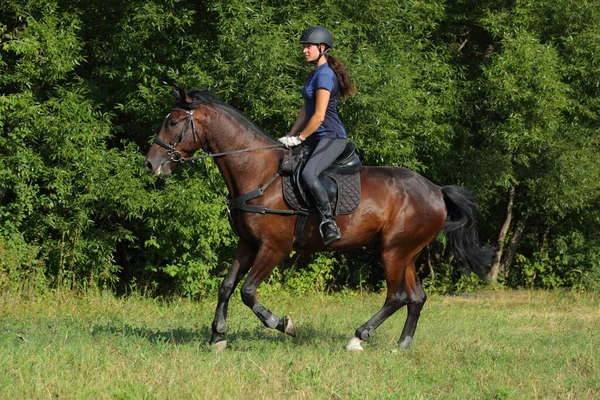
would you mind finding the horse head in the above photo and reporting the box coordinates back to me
[144,86,207,177]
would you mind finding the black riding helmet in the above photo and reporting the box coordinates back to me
[299,26,333,65]
[299,26,333,49]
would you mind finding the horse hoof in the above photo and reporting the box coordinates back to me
[212,340,227,354]
[398,336,412,349]
[345,337,364,352]
[283,316,296,336]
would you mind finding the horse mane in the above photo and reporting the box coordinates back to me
[178,89,277,144]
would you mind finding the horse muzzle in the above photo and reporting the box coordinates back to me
[143,157,173,177]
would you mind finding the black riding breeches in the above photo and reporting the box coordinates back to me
[301,138,347,214]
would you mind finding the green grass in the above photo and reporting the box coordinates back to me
[1,289,598,399]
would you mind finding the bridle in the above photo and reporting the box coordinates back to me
[153,107,282,163]
[150,105,306,219]
[153,107,199,163]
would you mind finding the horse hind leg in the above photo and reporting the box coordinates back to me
[346,248,419,352]
[346,291,406,352]
[397,258,427,349]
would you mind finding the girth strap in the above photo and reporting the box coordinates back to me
[227,170,309,216]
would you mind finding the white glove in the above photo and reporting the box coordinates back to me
[278,135,303,148]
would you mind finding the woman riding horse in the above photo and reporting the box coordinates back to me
[279,26,357,246]
[143,30,491,353]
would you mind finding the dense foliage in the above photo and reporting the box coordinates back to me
[1,0,599,297]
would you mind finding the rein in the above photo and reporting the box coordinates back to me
[180,144,284,163]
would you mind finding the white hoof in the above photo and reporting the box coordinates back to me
[283,316,296,336]
[399,336,412,349]
[212,340,227,354]
[345,337,364,352]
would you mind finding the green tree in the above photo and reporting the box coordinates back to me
[441,0,600,286]
[0,0,234,296]
[3,0,600,295]
[1,0,136,289]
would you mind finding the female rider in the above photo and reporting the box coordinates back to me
[278,26,356,246]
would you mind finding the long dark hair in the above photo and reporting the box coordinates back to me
[326,55,357,99]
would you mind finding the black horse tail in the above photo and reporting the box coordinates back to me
[441,185,493,281]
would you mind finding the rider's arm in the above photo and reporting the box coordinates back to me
[288,106,307,136]
[298,89,330,141]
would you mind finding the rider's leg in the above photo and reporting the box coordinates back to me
[301,138,346,245]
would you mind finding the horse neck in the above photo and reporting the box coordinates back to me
[203,110,280,197]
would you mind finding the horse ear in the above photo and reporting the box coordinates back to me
[173,84,193,104]
[173,84,185,101]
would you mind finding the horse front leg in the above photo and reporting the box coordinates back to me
[240,245,296,337]
[210,239,256,352]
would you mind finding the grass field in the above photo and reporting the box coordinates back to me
[1,289,598,399]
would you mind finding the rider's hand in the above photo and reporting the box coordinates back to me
[278,135,303,148]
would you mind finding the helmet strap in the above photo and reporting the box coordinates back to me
[312,46,330,65]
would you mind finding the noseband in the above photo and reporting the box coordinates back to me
[153,107,200,162]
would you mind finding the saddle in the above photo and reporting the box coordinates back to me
[281,142,362,217]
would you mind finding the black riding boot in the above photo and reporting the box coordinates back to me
[310,185,342,246]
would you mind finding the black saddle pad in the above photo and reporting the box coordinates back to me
[282,172,361,215]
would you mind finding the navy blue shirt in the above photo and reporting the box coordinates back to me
[302,63,347,140]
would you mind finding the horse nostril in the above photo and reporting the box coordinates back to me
[143,159,153,173]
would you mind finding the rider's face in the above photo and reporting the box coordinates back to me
[303,44,323,63]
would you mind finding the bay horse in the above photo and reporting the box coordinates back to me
[144,87,491,352]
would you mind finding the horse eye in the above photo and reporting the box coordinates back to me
[169,119,178,127]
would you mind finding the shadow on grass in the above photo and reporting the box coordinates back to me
[91,323,207,345]
[225,322,349,347]
[91,319,349,349]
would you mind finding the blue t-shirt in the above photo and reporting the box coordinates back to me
[302,63,347,140]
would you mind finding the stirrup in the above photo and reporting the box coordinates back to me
[319,219,341,246]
